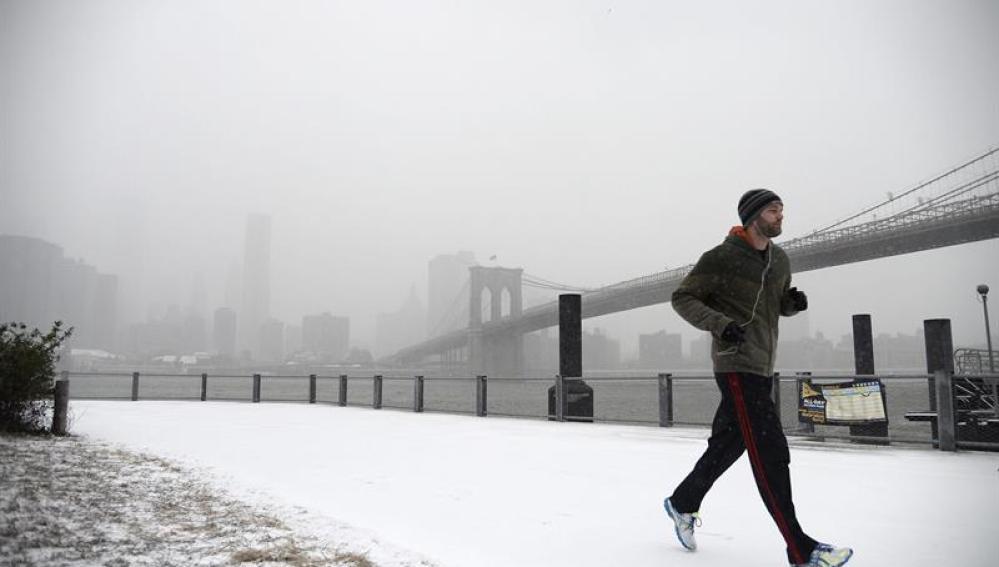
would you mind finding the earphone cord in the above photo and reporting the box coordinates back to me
[718,246,772,356]
[739,245,772,328]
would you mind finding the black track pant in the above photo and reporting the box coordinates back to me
[669,372,818,565]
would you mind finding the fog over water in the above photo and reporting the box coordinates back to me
[2,0,998,357]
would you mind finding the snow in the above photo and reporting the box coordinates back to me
[69,401,998,567]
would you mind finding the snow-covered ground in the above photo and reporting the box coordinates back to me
[1,433,397,566]
[69,401,997,567]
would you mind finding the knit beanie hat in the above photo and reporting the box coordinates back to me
[738,189,782,226]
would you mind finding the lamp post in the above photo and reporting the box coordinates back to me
[978,284,994,373]
[978,284,998,420]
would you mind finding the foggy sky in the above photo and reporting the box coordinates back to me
[2,0,998,355]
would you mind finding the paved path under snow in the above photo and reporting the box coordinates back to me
[70,401,998,567]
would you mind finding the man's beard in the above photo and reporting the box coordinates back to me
[757,219,782,238]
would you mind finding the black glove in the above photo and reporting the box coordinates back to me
[720,322,746,344]
[788,287,808,311]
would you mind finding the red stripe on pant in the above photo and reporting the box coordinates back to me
[726,373,805,565]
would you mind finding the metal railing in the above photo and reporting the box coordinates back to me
[60,369,999,451]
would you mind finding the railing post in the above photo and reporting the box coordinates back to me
[252,373,261,403]
[934,369,957,451]
[309,374,317,404]
[373,375,383,409]
[924,319,955,447]
[772,372,781,423]
[52,375,69,435]
[555,375,566,422]
[131,372,140,401]
[852,313,888,441]
[476,375,487,417]
[201,373,208,401]
[338,375,348,407]
[657,373,673,427]
[413,376,424,413]
[796,372,815,434]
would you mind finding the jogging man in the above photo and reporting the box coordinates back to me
[663,189,853,567]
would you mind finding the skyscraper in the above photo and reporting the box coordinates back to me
[638,330,683,370]
[0,235,118,351]
[427,251,476,336]
[239,214,271,358]
[0,235,62,326]
[302,312,349,362]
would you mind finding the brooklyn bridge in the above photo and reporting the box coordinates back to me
[383,146,999,376]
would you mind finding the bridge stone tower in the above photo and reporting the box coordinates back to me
[468,266,524,377]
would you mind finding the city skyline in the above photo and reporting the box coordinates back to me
[0,229,983,372]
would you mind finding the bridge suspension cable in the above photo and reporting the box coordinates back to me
[895,169,999,215]
[429,279,470,338]
[522,273,597,293]
[813,146,999,235]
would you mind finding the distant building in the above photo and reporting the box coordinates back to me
[302,312,349,362]
[181,314,208,354]
[56,260,98,348]
[427,251,476,336]
[285,324,302,357]
[0,234,118,351]
[213,308,237,357]
[688,332,712,369]
[776,332,838,372]
[93,274,118,351]
[126,318,181,357]
[875,330,925,371]
[375,286,426,357]
[259,318,285,363]
[638,330,683,370]
[0,235,62,326]
[582,328,621,370]
[239,214,271,357]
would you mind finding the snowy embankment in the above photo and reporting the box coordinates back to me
[65,401,998,567]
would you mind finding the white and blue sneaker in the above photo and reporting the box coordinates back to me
[793,543,854,567]
[663,497,701,551]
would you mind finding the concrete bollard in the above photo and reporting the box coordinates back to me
[934,369,956,451]
[924,319,956,449]
[252,374,261,403]
[796,373,815,434]
[413,376,424,413]
[554,375,566,422]
[476,375,487,417]
[338,375,348,406]
[657,373,673,427]
[548,294,594,422]
[201,373,208,401]
[309,374,317,404]
[52,378,69,435]
[131,372,139,401]
[373,375,383,409]
[851,314,888,441]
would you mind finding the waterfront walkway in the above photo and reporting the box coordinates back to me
[69,401,996,567]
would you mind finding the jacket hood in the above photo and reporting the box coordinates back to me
[727,226,764,253]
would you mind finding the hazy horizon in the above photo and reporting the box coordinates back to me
[2,0,998,356]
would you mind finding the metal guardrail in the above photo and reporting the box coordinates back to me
[60,370,999,451]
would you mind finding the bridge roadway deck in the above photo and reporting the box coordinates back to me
[389,192,999,362]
